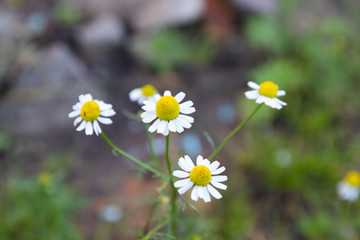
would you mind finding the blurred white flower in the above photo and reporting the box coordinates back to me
[68,94,115,135]
[337,171,360,202]
[173,155,227,203]
[129,84,157,105]
[100,205,123,223]
[245,81,287,109]
[141,90,195,136]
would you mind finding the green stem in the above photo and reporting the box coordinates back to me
[208,104,262,161]
[100,132,167,180]
[165,134,177,237]
[141,218,170,240]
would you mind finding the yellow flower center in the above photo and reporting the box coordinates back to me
[142,84,156,97]
[81,101,101,121]
[155,96,180,121]
[258,81,279,98]
[345,171,360,186]
[38,172,52,186]
[190,165,211,186]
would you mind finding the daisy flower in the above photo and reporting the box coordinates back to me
[173,155,227,203]
[68,94,116,136]
[245,81,287,109]
[337,171,360,202]
[129,84,157,105]
[141,90,195,136]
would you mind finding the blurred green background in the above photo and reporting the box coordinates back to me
[1,0,360,239]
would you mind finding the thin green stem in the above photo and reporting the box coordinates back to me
[208,104,263,161]
[141,218,170,240]
[165,134,177,237]
[100,132,167,180]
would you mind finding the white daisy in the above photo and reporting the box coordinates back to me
[245,81,287,109]
[129,84,157,105]
[337,171,360,202]
[173,155,227,203]
[140,90,195,136]
[68,93,116,136]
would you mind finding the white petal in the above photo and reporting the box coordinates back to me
[211,175,228,182]
[207,184,222,199]
[173,170,190,178]
[76,120,86,131]
[191,186,199,201]
[196,155,204,166]
[174,178,191,188]
[277,90,286,96]
[179,157,194,172]
[177,115,192,129]
[164,90,171,96]
[255,95,268,104]
[175,92,185,102]
[245,90,260,100]
[212,166,225,175]
[209,161,220,172]
[98,117,113,125]
[179,101,193,109]
[162,123,169,136]
[148,119,161,132]
[248,81,260,89]
[178,114,194,123]
[210,180,227,190]
[174,119,184,133]
[93,120,102,135]
[93,122,99,136]
[72,103,81,110]
[142,103,156,112]
[100,110,116,117]
[168,120,177,132]
[73,116,82,126]
[129,88,142,101]
[198,186,211,202]
[180,107,196,114]
[275,98,287,106]
[85,121,93,135]
[97,101,113,111]
[178,182,194,195]
[202,159,211,168]
[68,110,80,118]
[154,94,161,101]
[79,94,93,103]
[184,155,195,169]
[142,113,157,123]
[157,120,167,134]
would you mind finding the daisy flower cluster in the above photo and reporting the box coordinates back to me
[337,171,360,202]
[68,80,286,203]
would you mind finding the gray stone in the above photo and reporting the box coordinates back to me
[76,13,125,54]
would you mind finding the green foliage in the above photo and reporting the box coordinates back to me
[53,4,81,26]
[135,29,216,73]
[230,10,360,239]
[0,173,83,240]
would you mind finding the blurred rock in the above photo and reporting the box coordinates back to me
[62,0,204,31]
[230,0,277,14]
[129,0,205,30]
[0,43,102,136]
[76,13,125,57]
